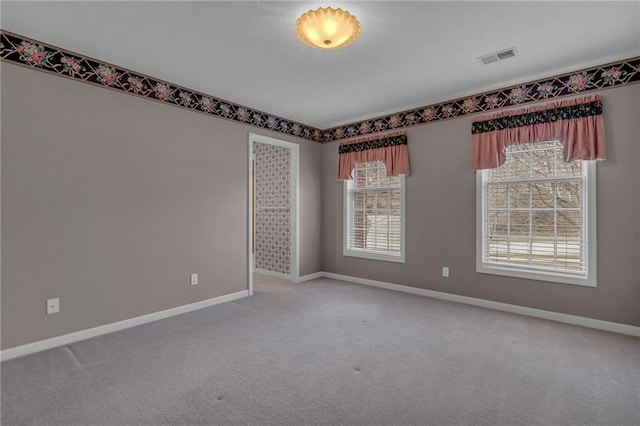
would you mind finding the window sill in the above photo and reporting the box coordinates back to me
[477,263,596,287]
[344,249,405,264]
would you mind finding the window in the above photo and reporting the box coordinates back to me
[477,140,596,286]
[344,161,405,262]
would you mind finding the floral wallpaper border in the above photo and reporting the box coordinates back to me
[0,31,324,142]
[2,30,638,144]
[322,56,640,142]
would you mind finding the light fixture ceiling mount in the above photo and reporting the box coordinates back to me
[294,7,361,50]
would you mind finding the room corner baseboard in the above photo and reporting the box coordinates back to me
[321,272,640,338]
[0,290,249,362]
[254,268,291,280]
[296,272,324,283]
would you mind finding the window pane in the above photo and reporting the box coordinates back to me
[556,159,582,178]
[353,209,365,230]
[488,164,509,182]
[557,210,581,238]
[531,182,555,208]
[508,237,530,265]
[488,184,508,209]
[509,210,530,236]
[508,147,531,179]
[369,217,385,250]
[531,147,556,178]
[488,210,508,237]
[556,240,582,271]
[355,167,367,187]
[509,183,530,209]
[377,190,390,209]
[372,163,385,186]
[364,192,374,210]
[487,236,508,263]
[389,189,401,209]
[531,210,555,238]
[557,181,581,209]
[530,238,557,268]
[378,176,398,188]
[377,163,387,181]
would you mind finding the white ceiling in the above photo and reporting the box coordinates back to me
[3,1,639,129]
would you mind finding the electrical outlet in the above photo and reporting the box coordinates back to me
[47,298,60,314]
[191,273,198,286]
[442,267,450,278]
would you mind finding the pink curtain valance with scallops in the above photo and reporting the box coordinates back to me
[471,95,606,170]
[337,131,411,180]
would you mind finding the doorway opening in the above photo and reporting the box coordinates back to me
[248,133,299,295]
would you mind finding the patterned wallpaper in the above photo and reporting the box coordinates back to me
[1,30,639,144]
[322,57,640,142]
[0,31,322,142]
[253,142,291,274]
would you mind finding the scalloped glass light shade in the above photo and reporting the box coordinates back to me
[294,7,361,50]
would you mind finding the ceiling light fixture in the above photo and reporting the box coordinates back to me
[294,7,361,50]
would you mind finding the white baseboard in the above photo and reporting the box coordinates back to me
[4,272,637,362]
[296,272,324,283]
[254,268,291,280]
[0,290,249,362]
[321,272,640,338]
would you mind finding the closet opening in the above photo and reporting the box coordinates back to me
[247,133,299,295]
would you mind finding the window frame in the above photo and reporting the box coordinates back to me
[343,163,406,263]
[476,143,597,287]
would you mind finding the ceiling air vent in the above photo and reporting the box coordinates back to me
[478,47,518,65]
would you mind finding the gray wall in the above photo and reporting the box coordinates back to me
[1,63,323,349]
[323,84,640,327]
[2,60,638,351]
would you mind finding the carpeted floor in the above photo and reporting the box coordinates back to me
[2,274,639,425]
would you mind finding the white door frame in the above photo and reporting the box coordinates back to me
[248,133,299,295]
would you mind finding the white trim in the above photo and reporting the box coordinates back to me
[248,133,300,295]
[292,142,300,284]
[342,248,406,263]
[585,161,598,285]
[320,272,640,338]
[296,272,324,283]
[248,140,254,296]
[254,268,291,280]
[0,290,249,362]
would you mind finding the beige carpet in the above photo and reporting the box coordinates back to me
[2,274,639,425]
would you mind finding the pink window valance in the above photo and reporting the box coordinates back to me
[471,95,606,170]
[337,131,411,180]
